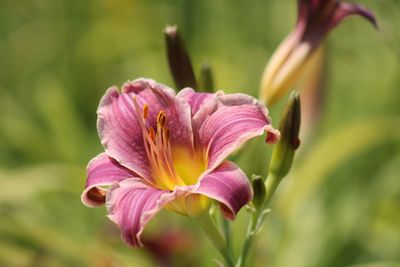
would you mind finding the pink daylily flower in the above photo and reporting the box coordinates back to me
[81,78,280,247]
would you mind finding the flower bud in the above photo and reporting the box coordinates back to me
[199,63,215,92]
[298,45,326,141]
[269,91,301,179]
[259,0,376,107]
[251,176,266,210]
[165,25,198,90]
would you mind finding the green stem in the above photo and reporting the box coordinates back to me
[222,217,233,253]
[198,214,235,267]
[236,174,281,267]
[236,210,259,267]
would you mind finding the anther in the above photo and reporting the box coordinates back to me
[157,111,167,127]
[165,128,170,140]
[149,127,155,141]
[143,104,149,119]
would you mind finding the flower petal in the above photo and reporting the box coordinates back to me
[122,79,194,150]
[106,179,184,247]
[82,153,137,207]
[194,161,253,220]
[97,86,152,179]
[105,162,252,246]
[178,88,220,146]
[97,79,194,180]
[199,93,279,170]
[177,88,214,115]
[329,2,377,31]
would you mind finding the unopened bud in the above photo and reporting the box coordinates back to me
[199,63,215,92]
[259,34,306,107]
[269,91,301,179]
[165,25,198,90]
[251,176,266,210]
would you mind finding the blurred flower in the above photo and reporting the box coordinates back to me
[142,228,197,267]
[260,0,376,106]
[298,45,326,141]
[81,78,279,246]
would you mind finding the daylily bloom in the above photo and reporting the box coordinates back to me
[81,78,279,247]
[260,0,377,106]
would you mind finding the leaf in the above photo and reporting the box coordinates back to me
[279,117,400,215]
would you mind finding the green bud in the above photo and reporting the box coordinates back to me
[251,176,266,210]
[165,25,198,90]
[269,91,301,179]
[199,63,215,92]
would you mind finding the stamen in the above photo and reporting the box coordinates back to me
[132,97,186,189]
[164,128,170,141]
[149,127,155,141]
[143,104,149,119]
[157,111,166,127]
[132,97,153,167]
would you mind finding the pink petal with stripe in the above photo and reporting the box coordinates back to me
[194,161,253,220]
[82,153,137,207]
[198,93,279,170]
[106,179,185,246]
[106,160,253,246]
[97,79,193,180]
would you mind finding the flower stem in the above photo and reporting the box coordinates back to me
[222,217,233,253]
[236,210,259,267]
[236,174,280,267]
[198,213,235,267]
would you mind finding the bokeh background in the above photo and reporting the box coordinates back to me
[1,0,399,267]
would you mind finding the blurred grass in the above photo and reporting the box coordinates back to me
[0,0,399,266]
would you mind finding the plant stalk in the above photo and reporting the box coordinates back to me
[199,213,235,267]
